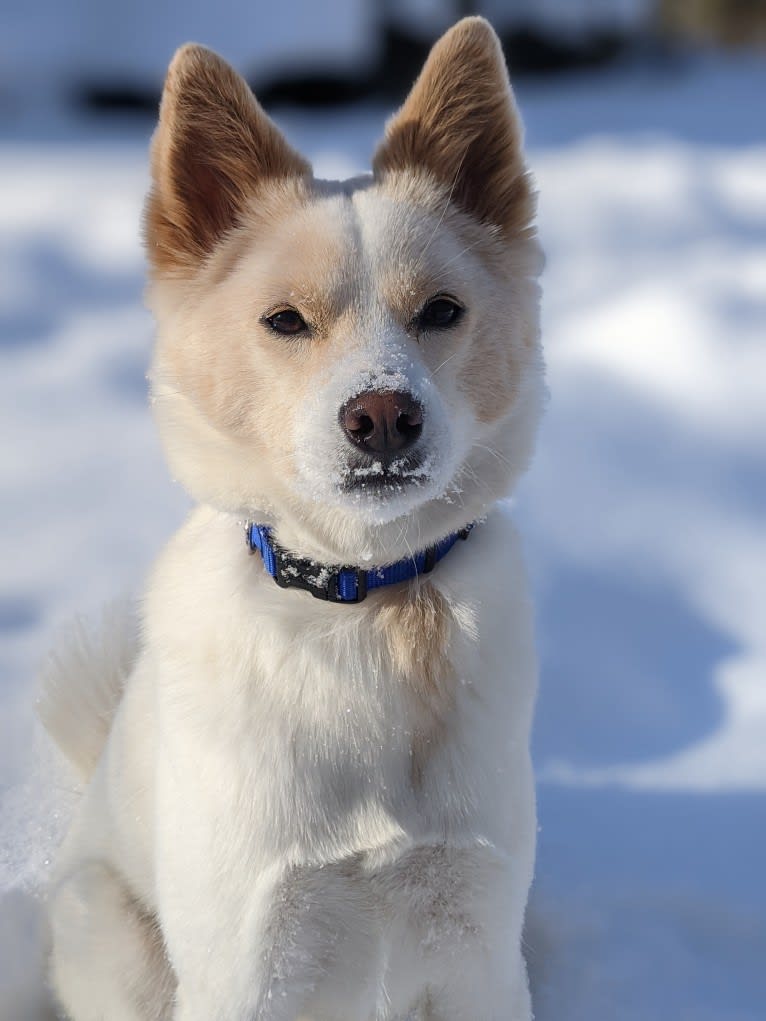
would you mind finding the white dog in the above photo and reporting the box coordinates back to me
[41,17,544,1020]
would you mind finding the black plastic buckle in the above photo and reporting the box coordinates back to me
[273,547,367,604]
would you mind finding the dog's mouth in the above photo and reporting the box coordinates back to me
[340,454,432,494]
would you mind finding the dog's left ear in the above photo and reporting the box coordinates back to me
[373,17,533,238]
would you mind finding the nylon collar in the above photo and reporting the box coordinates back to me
[246,522,474,604]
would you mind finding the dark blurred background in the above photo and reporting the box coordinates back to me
[2,0,765,115]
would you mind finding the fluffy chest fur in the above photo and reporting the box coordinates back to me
[144,507,535,871]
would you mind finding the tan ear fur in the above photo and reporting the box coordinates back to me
[372,17,534,238]
[145,44,310,277]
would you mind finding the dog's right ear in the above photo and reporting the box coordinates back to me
[145,45,310,277]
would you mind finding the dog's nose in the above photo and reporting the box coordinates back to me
[340,390,423,455]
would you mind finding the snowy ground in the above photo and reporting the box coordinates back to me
[1,54,765,1019]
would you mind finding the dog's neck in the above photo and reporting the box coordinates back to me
[246,522,474,604]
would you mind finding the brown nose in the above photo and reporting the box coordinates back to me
[340,390,423,455]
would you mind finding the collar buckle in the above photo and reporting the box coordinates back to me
[274,547,368,604]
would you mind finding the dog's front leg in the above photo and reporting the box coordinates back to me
[49,859,175,1021]
[424,951,532,1021]
[377,841,533,1021]
[419,880,533,1021]
[165,858,383,1021]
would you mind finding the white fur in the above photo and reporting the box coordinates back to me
[47,508,537,1021]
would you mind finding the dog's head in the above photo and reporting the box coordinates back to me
[145,18,544,563]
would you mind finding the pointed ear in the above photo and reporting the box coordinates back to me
[372,17,533,238]
[144,44,310,276]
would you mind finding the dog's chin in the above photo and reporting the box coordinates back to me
[292,437,460,527]
[336,473,439,524]
[341,451,430,489]
[330,451,439,518]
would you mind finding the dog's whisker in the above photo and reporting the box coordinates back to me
[474,443,513,468]
[412,144,470,277]
[430,349,462,377]
[437,236,485,272]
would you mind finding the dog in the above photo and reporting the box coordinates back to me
[40,16,544,1021]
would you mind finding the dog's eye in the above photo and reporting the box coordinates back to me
[416,296,464,332]
[265,309,307,336]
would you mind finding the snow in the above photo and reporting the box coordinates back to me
[1,53,765,1018]
[1,0,375,93]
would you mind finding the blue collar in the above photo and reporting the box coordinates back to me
[246,522,474,604]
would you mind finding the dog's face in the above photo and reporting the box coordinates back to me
[145,18,543,562]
